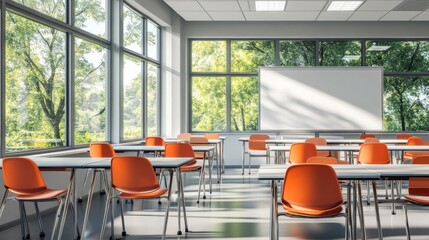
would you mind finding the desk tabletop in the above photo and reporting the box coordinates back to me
[269,145,429,152]
[0,156,194,169]
[257,164,380,181]
[239,137,407,144]
[113,145,215,152]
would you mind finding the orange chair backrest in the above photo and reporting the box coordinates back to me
[2,157,47,195]
[111,156,160,193]
[360,134,375,139]
[249,134,269,150]
[190,137,208,144]
[305,137,329,157]
[407,136,424,146]
[289,143,317,164]
[397,133,413,140]
[205,133,219,139]
[357,143,390,164]
[409,156,429,196]
[307,156,339,164]
[164,143,197,166]
[177,133,191,141]
[145,136,165,146]
[90,142,116,157]
[282,164,343,211]
[364,137,379,143]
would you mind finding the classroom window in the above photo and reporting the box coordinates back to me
[122,55,143,140]
[279,41,316,66]
[192,76,227,131]
[74,38,107,144]
[366,40,429,73]
[147,20,159,61]
[319,41,361,66]
[231,40,275,72]
[231,77,259,132]
[5,13,66,152]
[12,0,66,21]
[147,63,159,136]
[192,40,226,72]
[123,5,143,54]
[384,76,429,131]
[75,0,108,38]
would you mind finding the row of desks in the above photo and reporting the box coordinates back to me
[258,164,429,240]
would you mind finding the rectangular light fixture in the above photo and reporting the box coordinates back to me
[342,55,360,62]
[255,1,286,11]
[367,45,391,51]
[327,1,363,11]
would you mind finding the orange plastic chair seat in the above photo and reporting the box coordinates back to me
[283,204,343,217]
[15,189,67,201]
[181,165,202,172]
[403,195,429,205]
[118,187,168,199]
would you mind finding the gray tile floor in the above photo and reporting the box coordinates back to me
[1,168,429,239]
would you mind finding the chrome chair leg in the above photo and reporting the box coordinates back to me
[403,205,411,240]
[34,202,45,237]
[51,198,64,240]
[120,199,126,236]
[372,181,383,240]
[79,169,91,202]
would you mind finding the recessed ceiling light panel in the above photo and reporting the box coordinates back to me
[327,1,363,11]
[255,1,286,11]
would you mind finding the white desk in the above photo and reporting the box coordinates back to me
[1,156,194,240]
[113,145,218,196]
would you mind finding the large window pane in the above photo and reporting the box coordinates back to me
[75,0,107,38]
[123,6,143,54]
[320,41,361,66]
[75,38,107,144]
[147,63,158,136]
[147,20,159,60]
[231,77,259,131]
[6,13,66,152]
[366,41,429,73]
[280,41,316,66]
[192,41,226,72]
[231,40,275,72]
[13,0,65,21]
[384,76,429,131]
[192,77,226,131]
[123,55,143,139]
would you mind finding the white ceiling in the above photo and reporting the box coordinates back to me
[163,0,429,21]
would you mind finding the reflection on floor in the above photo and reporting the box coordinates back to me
[1,168,429,239]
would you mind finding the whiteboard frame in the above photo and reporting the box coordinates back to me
[258,66,384,131]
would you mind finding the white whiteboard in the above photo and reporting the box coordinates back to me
[259,67,383,131]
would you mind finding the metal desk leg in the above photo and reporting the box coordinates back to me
[162,170,174,240]
[347,182,352,240]
[81,170,97,240]
[353,181,357,240]
[208,152,213,194]
[372,181,383,240]
[177,168,189,232]
[270,180,278,240]
[242,141,245,175]
[221,139,225,173]
[58,169,76,239]
[174,170,182,235]
[357,181,366,240]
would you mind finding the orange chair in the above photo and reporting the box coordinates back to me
[358,143,391,207]
[177,133,191,142]
[305,137,330,157]
[307,156,349,165]
[360,133,375,139]
[288,142,317,164]
[0,157,78,239]
[164,143,206,203]
[404,136,429,161]
[403,155,429,239]
[100,156,171,239]
[205,133,220,139]
[78,143,115,202]
[397,133,413,140]
[145,136,165,156]
[247,134,270,174]
[363,137,379,143]
[190,137,219,181]
[279,164,349,238]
